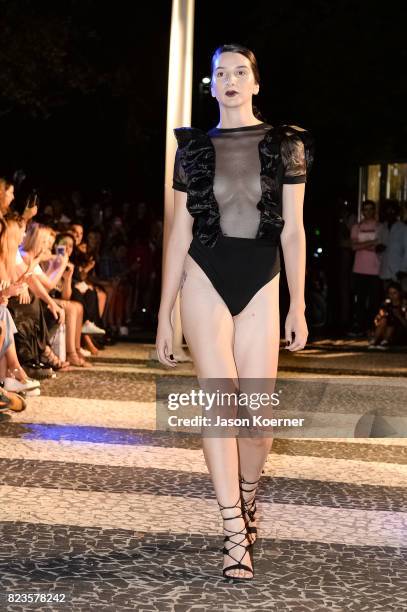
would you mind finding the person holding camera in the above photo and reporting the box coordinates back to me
[7,221,67,377]
[368,282,407,350]
[52,233,92,367]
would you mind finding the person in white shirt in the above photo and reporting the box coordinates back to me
[376,200,407,289]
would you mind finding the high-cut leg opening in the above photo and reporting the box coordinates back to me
[187,236,280,317]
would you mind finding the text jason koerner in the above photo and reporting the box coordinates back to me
[168,415,305,427]
[167,390,281,411]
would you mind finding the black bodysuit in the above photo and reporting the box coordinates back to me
[173,122,314,316]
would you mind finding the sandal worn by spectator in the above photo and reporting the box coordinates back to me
[82,334,99,356]
[66,351,92,368]
[23,362,55,380]
[40,346,70,370]
[0,388,27,412]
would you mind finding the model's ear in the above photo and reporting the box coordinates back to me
[254,83,260,96]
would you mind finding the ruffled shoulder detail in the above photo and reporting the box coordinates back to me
[279,125,315,177]
[173,127,221,247]
[173,127,209,148]
[255,125,285,240]
[255,124,314,239]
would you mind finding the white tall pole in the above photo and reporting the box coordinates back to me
[152,0,195,361]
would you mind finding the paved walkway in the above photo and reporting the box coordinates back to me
[0,343,406,611]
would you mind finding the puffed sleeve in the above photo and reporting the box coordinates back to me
[172,147,187,192]
[281,126,315,184]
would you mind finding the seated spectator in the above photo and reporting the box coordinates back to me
[0,213,42,403]
[369,282,407,350]
[70,222,86,254]
[66,226,106,355]
[97,220,135,336]
[12,221,69,371]
[0,176,15,216]
[84,229,117,335]
[48,233,91,367]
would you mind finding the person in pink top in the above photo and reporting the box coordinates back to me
[349,200,382,335]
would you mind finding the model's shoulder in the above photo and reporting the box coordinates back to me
[173,126,209,145]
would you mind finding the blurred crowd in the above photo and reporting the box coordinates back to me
[335,198,407,349]
[0,176,162,413]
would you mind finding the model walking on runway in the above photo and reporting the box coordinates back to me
[156,43,314,582]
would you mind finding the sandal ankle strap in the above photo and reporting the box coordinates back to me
[239,476,259,522]
[239,475,261,492]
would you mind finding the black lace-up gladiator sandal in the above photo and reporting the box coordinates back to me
[239,476,260,544]
[218,496,254,582]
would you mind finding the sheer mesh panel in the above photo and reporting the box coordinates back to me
[173,122,309,239]
[208,124,271,238]
[281,126,307,183]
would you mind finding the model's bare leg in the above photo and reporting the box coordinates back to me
[233,273,281,540]
[180,254,252,579]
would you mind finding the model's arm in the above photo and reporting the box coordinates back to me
[156,189,193,367]
[280,182,308,351]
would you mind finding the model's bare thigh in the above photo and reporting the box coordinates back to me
[233,273,280,379]
[180,254,238,380]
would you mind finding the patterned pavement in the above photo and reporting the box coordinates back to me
[0,344,406,611]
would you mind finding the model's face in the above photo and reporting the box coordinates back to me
[71,224,83,245]
[211,52,259,108]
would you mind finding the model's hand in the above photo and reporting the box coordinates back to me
[285,308,308,351]
[156,317,178,367]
